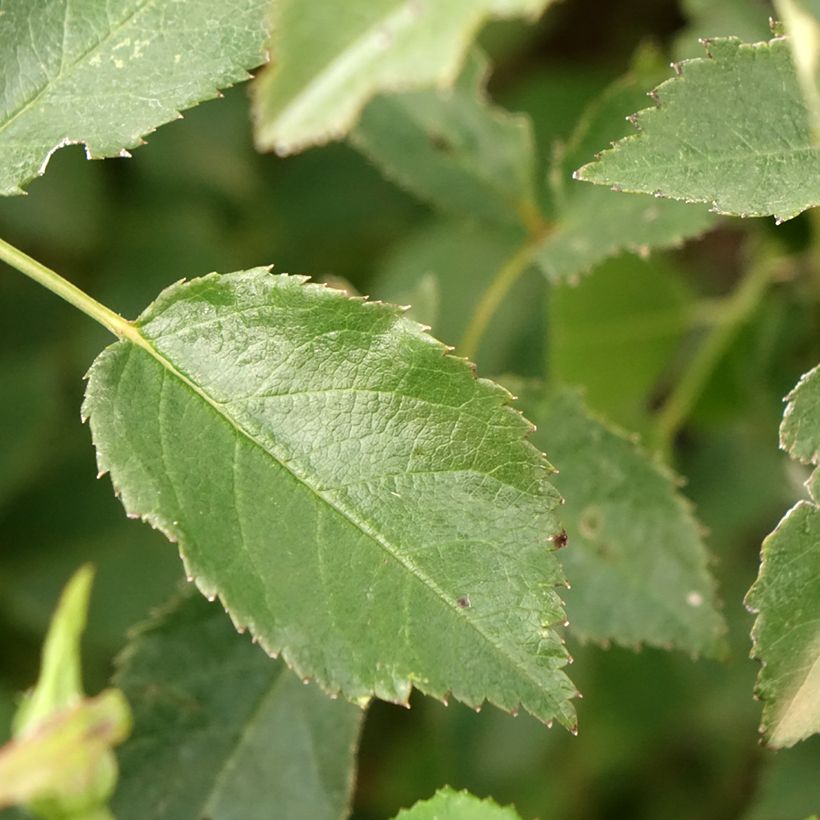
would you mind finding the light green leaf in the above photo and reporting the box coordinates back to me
[515,383,726,655]
[0,690,131,820]
[14,565,94,735]
[537,48,715,281]
[0,0,271,195]
[746,364,820,748]
[83,269,577,728]
[5,566,131,819]
[251,0,554,154]
[393,787,522,820]
[575,38,820,222]
[775,1,820,157]
[351,49,541,229]
[112,591,362,820]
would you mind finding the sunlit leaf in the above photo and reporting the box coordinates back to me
[393,787,522,819]
[251,0,555,154]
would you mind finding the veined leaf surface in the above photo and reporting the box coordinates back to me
[251,0,554,154]
[0,0,270,195]
[575,38,820,222]
[516,384,726,654]
[113,591,362,820]
[746,364,820,747]
[83,269,577,727]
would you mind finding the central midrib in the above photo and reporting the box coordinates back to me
[122,325,570,717]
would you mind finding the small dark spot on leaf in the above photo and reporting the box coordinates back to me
[457,595,471,609]
[552,528,568,549]
[429,132,454,153]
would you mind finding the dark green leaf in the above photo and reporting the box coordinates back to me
[113,591,362,820]
[83,269,577,727]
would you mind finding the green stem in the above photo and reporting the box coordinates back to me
[460,227,550,360]
[0,237,132,340]
[652,250,780,456]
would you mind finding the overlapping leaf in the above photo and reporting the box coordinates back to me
[351,49,541,228]
[251,0,555,154]
[113,591,362,820]
[537,48,715,281]
[576,37,820,222]
[515,383,726,654]
[0,0,270,195]
[83,269,577,727]
[746,364,820,747]
[394,787,522,819]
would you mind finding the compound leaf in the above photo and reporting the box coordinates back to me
[351,49,540,229]
[746,364,820,747]
[516,383,726,655]
[83,269,577,728]
[575,37,820,222]
[393,787,522,820]
[251,0,554,154]
[113,591,362,820]
[0,0,270,195]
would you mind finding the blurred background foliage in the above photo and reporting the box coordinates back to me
[1,0,819,818]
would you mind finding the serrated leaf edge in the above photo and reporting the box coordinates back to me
[84,270,576,727]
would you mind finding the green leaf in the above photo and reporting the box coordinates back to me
[251,0,554,154]
[548,253,695,434]
[112,591,362,820]
[781,364,820,499]
[515,384,726,655]
[0,0,271,195]
[351,49,541,229]
[5,566,131,819]
[575,38,820,222]
[536,48,715,281]
[82,269,577,728]
[746,364,820,747]
[393,787,522,820]
[0,690,131,820]
[14,565,94,735]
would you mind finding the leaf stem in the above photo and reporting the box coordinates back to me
[652,248,781,456]
[0,237,133,340]
[460,225,550,360]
